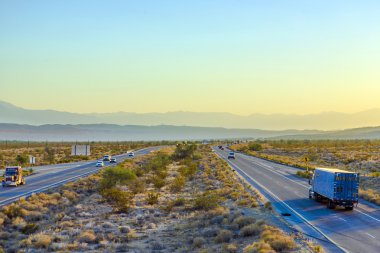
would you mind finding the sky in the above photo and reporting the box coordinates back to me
[1,0,380,115]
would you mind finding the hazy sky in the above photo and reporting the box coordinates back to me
[1,1,380,115]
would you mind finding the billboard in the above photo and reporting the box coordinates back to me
[71,145,91,156]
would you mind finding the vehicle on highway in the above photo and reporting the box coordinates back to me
[96,161,104,167]
[110,157,117,163]
[218,145,223,149]
[128,152,134,158]
[103,155,111,161]
[227,152,235,159]
[309,168,359,210]
[2,166,26,187]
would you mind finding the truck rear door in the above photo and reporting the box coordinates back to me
[336,173,358,201]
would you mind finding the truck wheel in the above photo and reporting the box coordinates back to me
[345,206,353,211]
[327,201,335,209]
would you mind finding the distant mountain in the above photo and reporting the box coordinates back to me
[273,126,380,140]
[0,123,323,141]
[2,100,380,130]
[0,123,380,141]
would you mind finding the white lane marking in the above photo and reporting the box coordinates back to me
[356,209,380,223]
[214,150,349,253]
[365,233,375,239]
[237,151,380,224]
[339,218,347,222]
[245,156,309,189]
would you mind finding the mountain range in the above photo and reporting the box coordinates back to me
[2,100,380,130]
[1,123,380,141]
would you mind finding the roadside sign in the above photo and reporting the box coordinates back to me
[29,156,36,164]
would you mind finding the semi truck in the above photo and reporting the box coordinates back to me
[309,168,359,210]
[2,166,26,187]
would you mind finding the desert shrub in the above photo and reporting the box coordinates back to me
[30,233,52,249]
[222,243,238,253]
[194,192,221,211]
[359,189,380,205]
[145,153,171,172]
[369,172,380,177]
[264,201,272,210]
[243,241,275,253]
[233,215,255,228]
[170,176,186,192]
[215,229,233,243]
[296,170,311,179]
[77,230,97,243]
[16,154,28,164]
[129,179,146,194]
[62,190,78,202]
[174,197,186,206]
[21,223,39,234]
[146,192,159,205]
[2,203,27,219]
[152,175,166,189]
[193,237,205,248]
[99,166,136,190]
[101,188,134,213]
[172,143,197,160]
[261,226,297,252]
[179,159,198,178]
[248,142,263,151]
[240,224,262,237]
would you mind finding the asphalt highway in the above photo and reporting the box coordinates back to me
[214,147,380,253]
[0,146,160,207]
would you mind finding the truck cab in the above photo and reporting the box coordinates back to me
[2,166,26,187]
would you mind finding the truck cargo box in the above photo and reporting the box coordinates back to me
[310,168,359,209]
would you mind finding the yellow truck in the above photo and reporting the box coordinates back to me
[2,166,26,187]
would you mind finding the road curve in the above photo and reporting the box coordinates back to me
[214,147,380,253]
[0,146,161,207]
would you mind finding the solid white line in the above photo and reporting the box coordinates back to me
[365,233,375,239]
[339,218,347,222]
[356,209,380,223]
[214,149,349,253]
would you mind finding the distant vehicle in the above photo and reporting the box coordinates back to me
[103,155,111,161]
[309,168,359,210]
[110,158,117,163]
[218,145,223,149]
[128,152,134,158]
[2,166,26,187]
[96,161,104,167]
[227,152,235,159]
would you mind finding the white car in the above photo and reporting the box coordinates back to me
[227,152,235,159]
[103,155,111,161]
[128,152,134,158]
[96,161,104,167]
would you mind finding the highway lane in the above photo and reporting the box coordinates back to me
[0,146,160,206]
[214,147,380,253]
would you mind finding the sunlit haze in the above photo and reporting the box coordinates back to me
[1,1,380,115]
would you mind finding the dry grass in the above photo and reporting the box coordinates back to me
[77,230,97,243]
